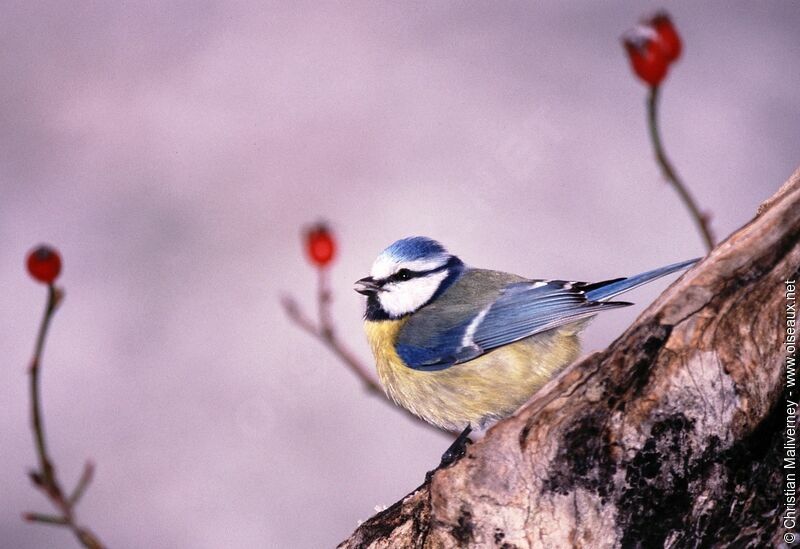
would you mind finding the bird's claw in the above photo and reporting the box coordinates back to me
[426,425,473,481]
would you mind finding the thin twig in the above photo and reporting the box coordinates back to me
[318,267,334,339]
[281,294,382,394]
[30,285,59,492]
[25,284,105,549]
[647,85,715,251]
[23,513,69,525]
[282,274,454,436]
[69,461,95,506]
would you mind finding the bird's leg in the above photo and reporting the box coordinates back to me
[439,424,473,468]
[426,425,473,482]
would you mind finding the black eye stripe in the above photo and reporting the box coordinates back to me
[389,269,420,282]
[387,264,449,283]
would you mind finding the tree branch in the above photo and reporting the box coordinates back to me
[340,167,800,548]
[281,284,455,437]
[281,293,382,394]
[24,284,105,549]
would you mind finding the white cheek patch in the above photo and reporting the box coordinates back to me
[378,270,449,318]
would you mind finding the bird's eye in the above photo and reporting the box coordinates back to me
[396,269,412,281]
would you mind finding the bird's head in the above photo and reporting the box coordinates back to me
[355,237,464,320]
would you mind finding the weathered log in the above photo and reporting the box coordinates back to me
[340,167,800,548]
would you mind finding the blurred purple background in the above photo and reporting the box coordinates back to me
[2,1,799,547]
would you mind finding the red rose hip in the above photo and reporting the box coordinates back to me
[26,245,62,284]
[649,11,682,63]
[623,28,669,87]
[305,224,336,267]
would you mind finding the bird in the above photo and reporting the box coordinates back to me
[354,236,696,465]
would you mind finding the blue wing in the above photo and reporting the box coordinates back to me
[396,276,629,371]
[395,260,697,371]
[468,281,629,351]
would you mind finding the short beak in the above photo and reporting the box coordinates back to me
[354,276,381,295]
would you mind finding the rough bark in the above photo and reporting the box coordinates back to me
[340,167,800,548]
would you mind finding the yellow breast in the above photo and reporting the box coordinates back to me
[364,319,581,432]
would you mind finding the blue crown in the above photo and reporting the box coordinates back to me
[382,236,449,262]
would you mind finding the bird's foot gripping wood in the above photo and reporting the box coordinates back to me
[426,425,473,482]
[441,424,473,467]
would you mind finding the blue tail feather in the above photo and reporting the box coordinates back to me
[585,258,698,302]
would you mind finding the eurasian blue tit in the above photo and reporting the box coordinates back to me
[354,236,696,446]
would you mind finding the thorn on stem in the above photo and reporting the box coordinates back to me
[29,471,44,487]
